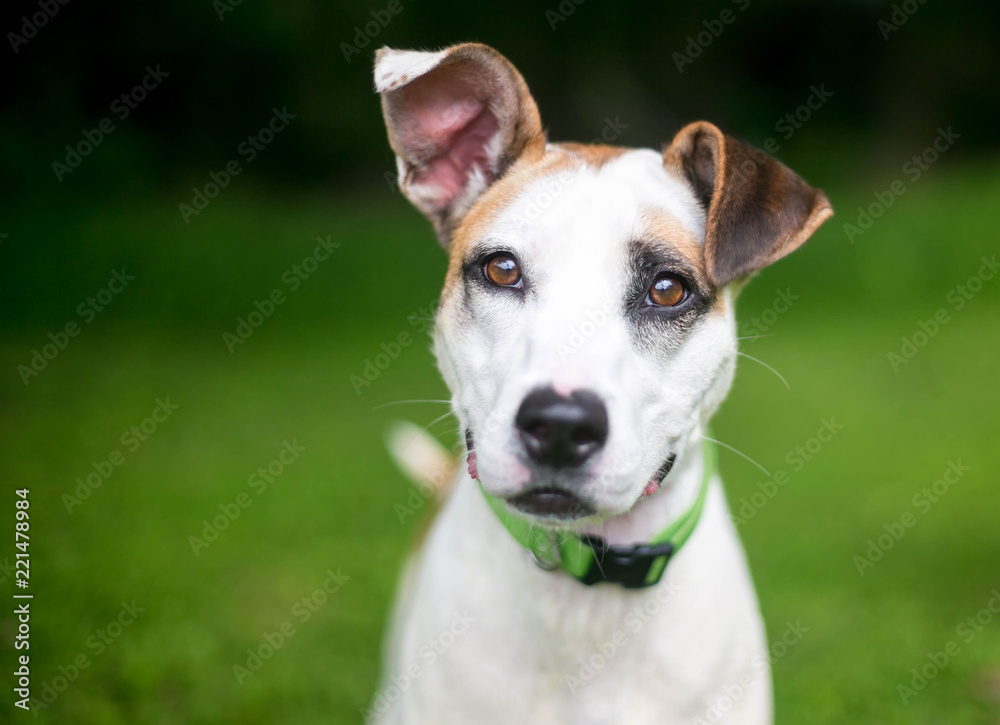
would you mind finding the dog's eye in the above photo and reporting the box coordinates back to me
[484,254,522,288]
[647,274,686,307]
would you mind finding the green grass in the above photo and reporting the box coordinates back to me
[2,162,999,723]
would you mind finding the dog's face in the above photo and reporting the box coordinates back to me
[376,44,831,526]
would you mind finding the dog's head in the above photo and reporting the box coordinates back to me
[375,43,832,526]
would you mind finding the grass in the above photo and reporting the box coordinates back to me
[2,160,999,723]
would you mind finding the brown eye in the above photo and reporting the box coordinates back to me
[484,255,522,287]
[648,274,686,307]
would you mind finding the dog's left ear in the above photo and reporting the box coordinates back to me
[374,43,546,245]
[665,121,833,288]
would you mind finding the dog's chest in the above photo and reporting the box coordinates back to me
[376,479,770,724]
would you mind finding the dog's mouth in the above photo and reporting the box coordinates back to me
[507,487,594,519]
[466,429,591,520]
[466,429,676,518]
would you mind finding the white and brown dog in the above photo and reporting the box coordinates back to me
[369,43,832,724]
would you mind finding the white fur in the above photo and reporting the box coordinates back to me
[439,149,731,518]
[374,48,448,92]
[370,149,771,724]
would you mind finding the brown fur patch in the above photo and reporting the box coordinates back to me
[442,146,584,298]
[664,121,833,287]
[708,290,729,316]
[442,143,712,301]
[636,206,706,280]
[551,142,630,168]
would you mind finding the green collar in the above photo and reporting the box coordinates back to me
[478,439,715,588]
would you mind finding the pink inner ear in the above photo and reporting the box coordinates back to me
[395,73,500,209]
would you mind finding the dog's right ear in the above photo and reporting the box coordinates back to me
[374,43,546,245]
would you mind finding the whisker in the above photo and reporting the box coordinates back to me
[736,334,777,342]
[737,351,790,390]
[372,399,452,410]
[424,410,457,429]
[701,434,771,477]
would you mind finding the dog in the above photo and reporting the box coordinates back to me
[368,42,832,725]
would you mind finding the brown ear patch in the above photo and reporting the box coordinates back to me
[665,122,832,288]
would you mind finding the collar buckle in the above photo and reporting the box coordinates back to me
[578,535,675,588]
[526,532,562,571]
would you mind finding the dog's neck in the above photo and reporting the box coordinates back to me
[580,433,707,547]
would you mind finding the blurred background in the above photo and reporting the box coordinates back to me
[2,0,999,722]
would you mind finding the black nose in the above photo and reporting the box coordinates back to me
[515,387,608,468]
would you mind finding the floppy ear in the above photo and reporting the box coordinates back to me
[664,121,833,288]
[374,43,546,245]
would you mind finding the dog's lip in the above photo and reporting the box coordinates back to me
[507,487,594,519]
[641,454,676,498]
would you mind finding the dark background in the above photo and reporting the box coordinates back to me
[2,1,999,723]
[3,0,999,326]
[4,0,1000,190]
